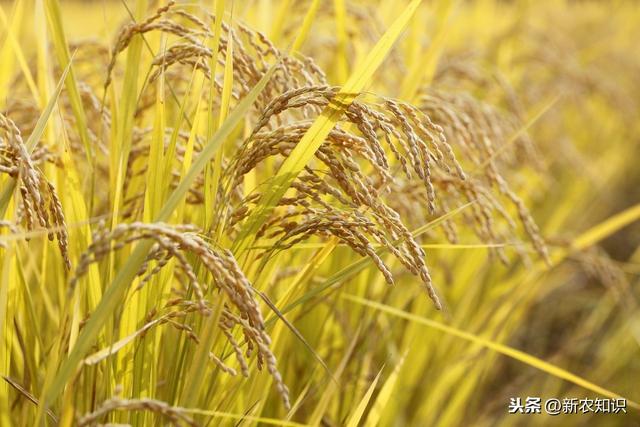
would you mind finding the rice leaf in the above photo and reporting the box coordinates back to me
[345,366,384,427]
[308,326,361,425]
[41,64,278,409]
[333,0,349,82]
[0,3,39,104]
[290,0,321,53]
[400,0,456,100]
[346,294,640,411]
[43,0,93,163]
[364,353,407,427]
[0,56,74,218]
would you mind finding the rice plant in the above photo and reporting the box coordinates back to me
[1,0,639,425]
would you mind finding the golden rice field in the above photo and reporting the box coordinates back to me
[1,0,640,425]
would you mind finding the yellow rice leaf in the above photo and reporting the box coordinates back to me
[291,0,321,53]
[541,202,640,270]
[0,247,14,426]
[41,64,278,410]
[205,0,227,227]
[571,203,640,252]
[346,366,384,427]
[109,0,149,230]
[285,379,313,421]
[270,0,293,43]
[0,3,39,104]
[333,0,349,82]
[364,352,407,427]
[400,0,456,101]
[43,0,93,163]
[83,318,164,366]
[211,8,234,223]
[308,326,361,426]
[0,56,75,218]
[142,64,167,222]
[0,0,25,107]
[346,295,640,411]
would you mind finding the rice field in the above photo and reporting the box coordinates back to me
[1,0,640,425]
